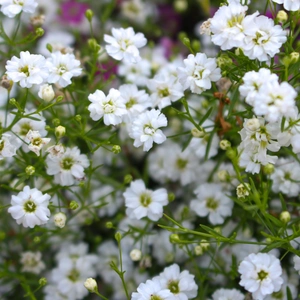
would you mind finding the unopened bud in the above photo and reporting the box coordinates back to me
[130,249,142,261]
[200,239,210,251]
[75,115,82,122]
[236,183,250,199]
[280,211,291,224]
[38,84,55,102]
[55,126,66,138]
[105,221,113,229]
[69,200,79,210]
[1,75,13,90]
[194,245,203,256]
[276,10,288,23]
[217,54,233,68]
[191,40,201,53]
[191,127,205,138]
[56,95,64,103]
[219,139,231,150]
[33,236,41,243]
[112,145,121,154]
[54,212,67,228]
[84,278,98,293]
[25,165,35,176]
[85,9,94,22]
[217,170,229,182]
[226,148,235,160]
[46,43,53,53]
[168,193,175,202]
[52,118,60,126]
[39,277,47,286]
[169,234,180,244]
[263,163,275,175]
[290,52,299,63]
[88,38,101,53]
[115,232,122,242]
[174,0,188,12]
[124,174,133,184]
[182,37,191,48]
[35,27,44,37]
[9,98,16,106]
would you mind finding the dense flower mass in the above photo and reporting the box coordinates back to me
[1,0,300,299]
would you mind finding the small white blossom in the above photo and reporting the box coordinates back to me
[238,253,284,300]
[0,0,38,18]
[104,27,147,64]
[46,146,89,186]
[178,53,221,94]
[0,133,17,159]
[293,255,300,274]
[84,278,98,293]
[272,0,300,11]
[8,185,51,228]
[20,251,45,274]
[129,109,167,151]
[5,51,48,88]
[26,130,50,156]
[123,179,168,221]
[88,88,128,126]
[46,51,82,88]
[212,288,244,300]
[190,183,233,225]
[38,84,55,102]
[53,212,67,228]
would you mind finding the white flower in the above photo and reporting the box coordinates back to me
[46,51,82,88]
[272,0,300,11]
[88,88,128,126]
[84,278,98,293]
[0,133,17,159]
[132,278,173,300]
[8,185,51,228]
[5,51,48,88]
[242,15,287,61]
[129,109,168,151]
[238,253,284,300]
[190,183,233,225]
[155,263,198,299]
[123,179,168,221]
[119,84,150,121]
[177,53,221,94]
[38,84,55,102]
[20,251,45,274]
[0,0,38,18]
[293,255,300,274]
[212,288,244,300]
[46,146,90,186]
[26,130,50,156]
[148,74,184,109]
[104,27,147,64]
[210,1,249,50]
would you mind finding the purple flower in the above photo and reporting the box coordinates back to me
[60,0,89,25]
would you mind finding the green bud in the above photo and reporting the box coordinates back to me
[106,221,113,229]
[280,211,291,224]
[9,98,16,106]
[45,125,51,131]
[168,193,175,202]
[226,148,236,160]
[194,245,203,256]
[263,163,275,175]
[219,139,231,150]
[115,232,122,242]
[191,40,201,53]
[85,9,94,22]
[69,200,79,210]
[112,145,121,154]
[88,38,101,53]
[39,277,47,286]
[25,165,35,176]
[276,10,288,23]
[56,95,64,103]
[191,127,205,138]
[174,0,188,12]
[75,115,82,122]
[33,236,41,243]
[182,37,191,48]
[124,174,133,184]
[46,43,53,53]
[78,181,85,187]
[214,227,222,234]
[217,54,233,68]
[169,234,181,244]
[0,231,6,241]
[35,27,44,37]
[52,118,60,126]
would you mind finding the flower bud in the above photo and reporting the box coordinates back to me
[168,193,175,202]
[84,278,98,293]
[280,211,291,224]
[35,27,44,37]
[263,163,275,175]
[75,115,82,122]
[38,84,55,102]
[174,0,188,12]
[1,75,13,90]
[52,118,60,126]
[219,139,231,150]
[88,38,101,53]
[115,232,122,242]
[217,54,233,68]
[217,170,229,182]
[112,145,121,154]
[25,165,35,176]
[9,98,16,106]
[169,234,181,244]
[69,200,79,210]
[85,9,94,22]
[55,126,66,138]
[54,212,67,228]
[194,245,203,256]
[33,236,41,243]
[191,127,205,138]
[246,118,260,131]
[124,174,133,184]
[105,221,113,229]
[236,183,250,199]
[200,239,210,251]
[56,95,64,103]
[226,148,236,160]
[39,277,47,286]
[276,10,288,23]
[0,231,6,241]
[130,249,142,261]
